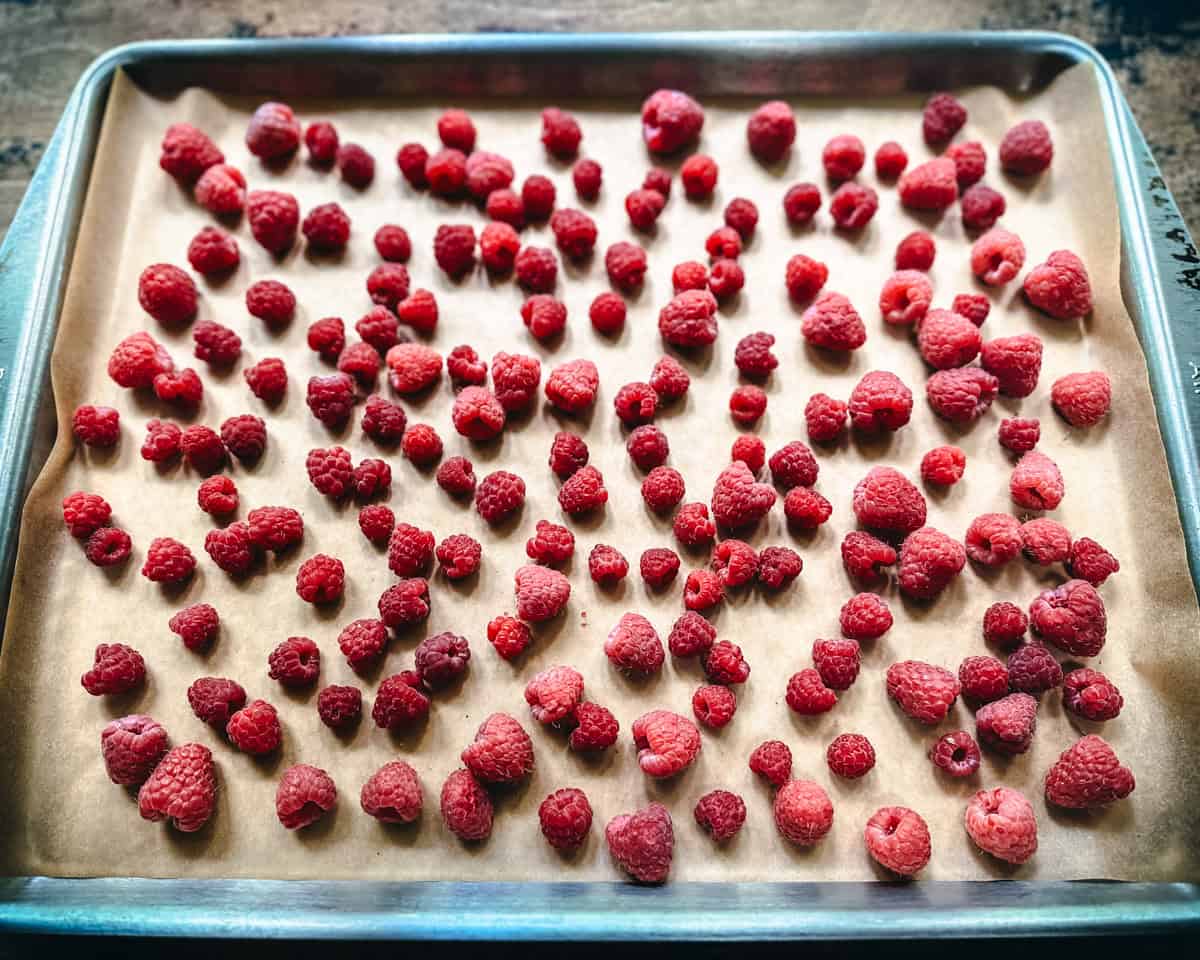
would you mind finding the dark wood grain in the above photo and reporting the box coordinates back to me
[0,0,1196,235]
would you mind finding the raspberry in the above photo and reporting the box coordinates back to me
[953,294,991,327]
[141,536,196,583]
[187,677,246,728]
[187,226,239,275]
[978,605,1027,654]
[920,445,966,486]
[673,501,716,547]
[780,487,830,532]
[802,291,866,352]
[746,100,795,163]
[1026,251,1096,321]
[81,642,145,696]
[401,423,443,465]
[839,593,892,641]
[626,425,669,472]
[716,200,759,245]
[190,320,241,368]
[62,491,111,538]
[607,801,675,884]
[108,331,173,389]
[544,355,600,408]
[710,539,757,589]
[414,631,471,691]
[587,291,626,336]
[1000,119,1053,174]
[440,768,493,842]
[245,101,300,159]
[373,673,431,728]
[306,317,345,362]
[305,373,356,428]
[1063,668,1123,723]
[545,433,589,481]
[436,533,482,580]
[85,526,132,567]
[204,522,255,575]
[515,246,559,295]
[361,760,422,824]
[1068,537,1120,588]
[680,154,718,200]
[774,780,834,847]
[976,691,1038,755]
[658,288,719,348]
[874,140,908,178]
[558,465,607,516]
[386,343,442,395]
[711,461,776,530]
[354,398,402,447]
[971,227,1026,286]
[522,666,585,726]
[626,188,666,231]
[276,763,337,830]
[704,639,751,684]
[245,505,303,554]
[956,656,1007,703]
[866,806,934,877]
[709,258,745,302]
[515,564,570,622]
[247,280,297,328]
[1011,450,1065,512]
[786,668,837,715]
[650,355,690,400]
[378,578,431,630]
[215,416,265,466]
[465,150,514,200]
[691,790,745,846]
[979,344,1043,407]
[749,740,793,787]
[159,122,223,182]
[449,386,504,442]
[461,712,535,784]
[435,457,476,498]
[152,367,203,409]
[1020,518,1072,566]
[879,270,933,326]
[606,241,648,292]
[227,699,282,755]
[71,405,119,448]
[852,466,925,535]
[521,174,557,220]
[641,88,704,153]
[886,659,960,723]
[634,548,679,590]
[726,438,764,478]
[316,684,362,729]
[304,120,338,164]
[899,526,966,600]
[641,167,672,198]
[1051,372,1114,432]
[140,420,182,463]
[605,612,665,675]
[137,743,216,833]
[920,91,966,142]
[538,787,593,852]
[632,710,701,779]
[783,182,822,224]
[684,568,724,610]
[445,345,487,388]
[269,635,322,686]
[817,134,862,180]
[926,367,998,423]
[728,334,776,383]
[387,523,435,577]
[436,108,475,151]
[301,202,351,252]
[492,351,542,412]
[930,729,982,777]
[945,140,986,188]
[666,610,715,658]
[167,602,219,652]
[374,224,413,264]
[1047,735,1134,809]
[397,289,438,335]
[365,265,410,313]
[518,295,567,343]
[195,475,237,517]
[306,445,353,499]
[246,190,300,253]
[812,637,860,690]
[338,342,381,388]
[689,684,736,731]
[965,787,1039,866]
[725,385,763,425]
[534,104,583,158]
[918,309,982,370]
[563,702,616,753]
[433,223,476,278]
[829,182,879,229]
[960,184,1006,231]
[1008,643,1064,695]
[425,148,468,197]
[545,210,597,264]
[841,530,897,583]
[826,733,876,779]
[572,158,603,200]
[999,417,1040,454]
[338,618,388,671]
[634,466,682,514]
[963,512,1021,567]
[589,544,629,586]
[487,615,532,661]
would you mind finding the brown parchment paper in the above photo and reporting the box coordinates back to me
[2,62,1198,883]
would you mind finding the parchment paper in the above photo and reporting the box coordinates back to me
[1,62,1198,882]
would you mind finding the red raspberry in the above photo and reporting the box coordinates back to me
[137,743,216,833]
[644,167,674,197]
[917,308,981,369]
[387,523,435,577]
[461,712,535,784]
[191,165,246,222]
[886,659,960,723]
[971,227,1026,285]
[965,786,1039,866]
[891,232,935,273]
[337,342,381,388]
[898,156,958,211]
[573,157,603,200]
[960,184,1006,231]
[433,223,476,279]
[984,602,1029,649]
[852,466,925,535]
[658,289,718,349]
[709,258,745,301]
[227,699,282,755]
[747,100,795,162]
[84,526,131,567]
[948,295,989,329]
[958,655,1009,703]
[525,665,585,725]
[360,760,423,824]
[108,331,173,389]
[1047,735,1135,809]
[730,333,776,381]
[484,615,530,661]
[722,198,759,241]
[141,536,196,583]
[545,209,597,262]
[71,405,119,447]
[829,181,879,229]
[826,733,876,779]
[515,246,558,294]
[559,702,616,754]
[414,631,471,691]
[711,539,757,588]
[307,317,345,361]
[1063,667,1123,721]
[604,612,664,675]
[1008,643,1064,695]
[246,189,299,253]
[1010,450,1065,511]
[812,637,860,690]
[944,140,986,189]
[774,780,834,847]
[641,88,704,153]
[218,414,266,464]
[477,220,520,275]
[436,107,476,150]
[521,174,557,220]
[920,445,966,486]
[276,764,337,831]
[801,291,866,351]
[435,456,476,497]
[353,397,404,447]
[964,512,1022,567]
[1067,537,1120,586]
[465,150,514,200]
[587,291,626,336]
[62,491,112,538]
[538,787,592,852]
[711,461,776,530]
[749,739,792,787]
[548,431,589,479]
[299,202,350,252]
[667,610,716,658]
[190,320,241,367]
[269,636,321,686]
[841,530,897,583]
[81,642,145,696]
[730,436,766,475]
[188,677,247,728]
[435,533,482,580]
[898,526,966,600]
[879,270,933,326]
[450,386,504,442]
[337,618,388,672]
[440,768,493,842]
[364,265,410,314]
[304,373,355,428]
[632,710,701,780]
[605,241,648,292]
[140,419,182,462]
[926,367,998,423]
[799,395,847,447]
[425,148,468,197]
[640,548,681,589]
[151,368,202,409]
[976,692,1038,755]
[680,153,718,200]
[765,441,818,491]
[673,501,716,547]
[245,101,299,159]
[306,445,353,498]
[492,351,542,412]
[758,546,803,589]
[783,487,832,530]
[244,281,296,330]
[704,639,750,684]
[1051,371,1112,430]
[1027,249,1095,320]
[930,729,982,777]
[649,355,690,400]
[515,564,570,622]
[999,417,1040,453]
[786,668,837,715]
[378,578,431,630]
[783,182,822,224]
[923,91,967,143]
[520,294,568,341]
[726,385,764,425]
[839,593,892,641]
[606,801,674,883]
[625,425,669,472]
[372,225,413,265]
[187,225,239,275]
[372,673,431,729]
[684,568,724,611]
[1000,119,1054,174]
[558,465,607,515]
[694,789,746,842]
[526,520,576,566]
[625,188,666,231]
[445,345,487,388]
[305,121,338,163]
[401,423,443,465]
[872,139,908,177]
[195,476,236,516]
[204,522,255,575]
[612,381,659,427]
[820,134,864,180]
[535,105,583,158]
[159,122,223,182]
[589,544,630,586]
[245,505,303,554]
[1020,517,1072,565]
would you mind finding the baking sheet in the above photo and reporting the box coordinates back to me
[1,62,1197,882]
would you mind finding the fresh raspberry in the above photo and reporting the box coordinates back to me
[361,760,423,824]
[554,702,616,755]
[680,153,718,200]
[673,501,716,547]
[481,616,530,663]
[62,491,112,538]
[634,466,682,514]
[354,398,404,447]
[243,506,302,555]
[704,639,751,684]
[246,189,300,253]
[316,684,362,729]
[213,416,264,466]
[922,91,967,143]
[81,643,145,696]
[534,104,583,159]
[976,692,1038,755]
[1046,735,1134,809]
[337,618,388,672]
[943,139,985,188]
[1050,372,1113,431]
[605,241,649,292]
[971,227,1026,285]
[879,270,933,326]
[364,265,410,315]
[269,635,322,687]
[624,425,668,472]
[710,539,757,589]
[245,101,300,159]
[524,665,586,726]
[413,632,471,691]
[786,668,837,715]
[1007,643,1064,695]
[387,523,435,577]
[918,309,982,369]
[433,223,476,279]
[372,225,413,265]
[519,173,556,221]
[435,533,482,580]
[641,88,704,153]
[300,119,338,164]
[626,188,666,231]
[386,343,442,395]
[886,659,960,723]
[774,780,834,847]
[964,787,1039,866]
[544,210,597,264]
[589,544,630,586]
[930,729,982,777]
[444,345,488,388]
[372,673,431,729]
[960,184,1007,231]
[1000,119,1053,174]
[630,550,678,593]
[642,167,672,198]
[663,611,714,658]
[492,351,542,412]
[1025,250,1096,320]
[71,405,120,447]
[519,295,568,342]
[866,807,933,877]
[440,768,493,842]
[107,329,174,393]
[305,445,353,499]
[1010,450,1065,511]
[392,289,437,336]
[337,342,381,388]
[378,578,431,630]
[515,564,570,622]
[226,699,282,755]
[425,148,468,197]
[534,787,593,854]
[690,790,745,845]
[829,182,879,229]
[604,612,665,675]
[711,461,776,530]
[190,166,245,225]
[781,487,831,532]
[802,291,866,351]
[544,355,600,408]
[805,393,849,444]
[187,225,239,275]
[607,801,675,884]
[688,684,736,731]
[137,743,216,833]
[852,466,926,535]
[874,140,908,178]
[956,656,1008,703]
[838,593,891,640]
[449,386,504,442]
[275,763,337,830]
[305,373,356,428]
[964,512,1022,567]
[432,457,475,500]
[983,601,1029,649]
[203,522,255,575]
[401,423,443,465]
[920,445,966,486]
[817,134,862,180]
[141,537,196,583]
[165,603,218,653]
[812,637,860,690]
[543,434,589,483]
[152,367,203,409]
[952,293,990,326]
[658,289,718,348]
[826,733,876,779]
[783,182,822,224]
[558,465,607,515]
[85,526,131,567]
[746,100,795,162]
[140,419,182,463]
[709,258,745,301]
[190,320,241,368]
[999,417,1040,453]
[159,122,223,182]
[185,678,246,729]
[763,443,820,494]
[650,355,690,400]
[464,150,514,200]
[926,367,998,423]
[461,712,535,784]
[337,142,375,186]
[306,317,345,362]
[723,198,759,241]
[515,246,559,295]
[749,739,792,787]
[841,530,897,583]
[898,526,966,600]
[300,201,351,252]
[436,107,475,151]
[245,280,297,329]
[195,476,237,517]
[729,334,777,382]
[726,438,765,478]
[726,385,764,425]
[583,293,626,338]
[632,709,701,779]
[1063,668,1123,721]
[1020,518,1072,566]
[1067,537,1119,587]
[572,157,603,200]
[684,568,724,610]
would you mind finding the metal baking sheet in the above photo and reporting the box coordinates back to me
[0,31,1197,939]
